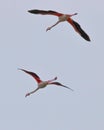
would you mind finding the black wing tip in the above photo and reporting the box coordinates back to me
[28,9,40,14]
[28,10,31,13]
[68,87,74,91]
[18,68,40,79]
[72,20,91,42]
[18,68,22,71]
[18,68,26,72]
[28,9,57,15]
[28,10,35,14]
[84,37,91,42]
[83,35,91,42]
[87,38,91,42]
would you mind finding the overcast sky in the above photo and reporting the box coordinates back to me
[0,0,104,130]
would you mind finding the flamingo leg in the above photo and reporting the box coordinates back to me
[25,87,40,97]
[46,21,60,31]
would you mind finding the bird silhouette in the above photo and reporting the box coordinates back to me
[19,68,73,97]
[28,9,90,41]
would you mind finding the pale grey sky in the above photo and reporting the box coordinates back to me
[0,0,104,130]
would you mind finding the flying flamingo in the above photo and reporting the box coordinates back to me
[19,68,73,97]
[28,9,90,41]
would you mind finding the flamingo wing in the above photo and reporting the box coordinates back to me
[50,82,73,91]
[28,9,63,17]
[67,18,90,41]
[19,68,42,83]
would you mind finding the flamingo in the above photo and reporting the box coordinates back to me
[19,68,73,97]
[28,9,90,41]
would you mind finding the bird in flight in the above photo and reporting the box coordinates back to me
[19,68,73,97]
[28,9,90,41]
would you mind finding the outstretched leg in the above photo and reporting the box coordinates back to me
[25,87,40,97]
[46,21,60,32]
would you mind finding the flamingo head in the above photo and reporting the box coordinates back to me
[68,13,78,17]
[54,77,57,80]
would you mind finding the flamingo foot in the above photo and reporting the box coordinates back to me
[74,13,78,15]
[25,93,30,97]
[54,77,57,80]
[46,27,51,32]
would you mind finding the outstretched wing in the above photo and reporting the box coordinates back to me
[28,9,63,17]
[50,82,73,91]
[67,18,90,41]
[19,68,42,83]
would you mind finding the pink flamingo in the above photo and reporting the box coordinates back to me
[19,68,73,97]
[28,9,90,41]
